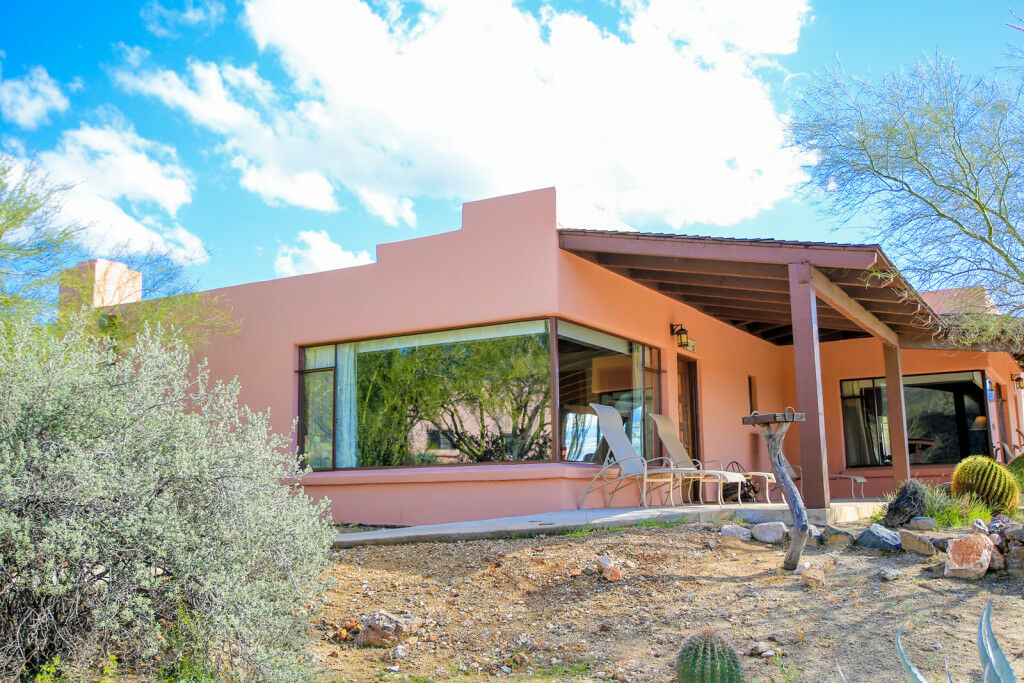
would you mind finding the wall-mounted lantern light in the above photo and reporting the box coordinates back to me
[1013,374,1024,391]
[670,323,695,352]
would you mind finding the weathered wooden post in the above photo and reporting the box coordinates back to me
[742,409,809,571]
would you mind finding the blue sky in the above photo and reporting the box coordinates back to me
[0,1,1020,291]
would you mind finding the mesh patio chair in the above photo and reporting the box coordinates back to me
[647,413,748,505]
[578,404,706,509]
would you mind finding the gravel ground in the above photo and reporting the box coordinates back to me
[309,522,1024,682]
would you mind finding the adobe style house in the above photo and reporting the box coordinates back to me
[71,188,1024,526]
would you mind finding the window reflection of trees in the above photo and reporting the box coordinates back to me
[356,334,552,466]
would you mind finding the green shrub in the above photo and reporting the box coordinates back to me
[0,317,336,681]
[924,486,992,528]
[1008,455,1024,488]
[951,455,1020,515]
[676,630,744,683]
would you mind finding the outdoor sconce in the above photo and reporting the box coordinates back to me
[670,324,695,352]
[1013,375,1024,391]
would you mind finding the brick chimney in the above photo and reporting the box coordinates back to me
[59,259,142,309]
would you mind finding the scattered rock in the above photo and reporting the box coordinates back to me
[931,537,949,552]
[394,645,406,659]
[1005,525,1024,543]
[760,650,776,659]
[1005,546,1024,577]
[907,517,937,531]
[748,641,772,656]
[971,519,989,535]
[800,567,827,588]
[720,524,752,541]
[597,555,615,570]
[820,525,855,548]
[944,534,994,580]
[899,529,937,556]
[706,538,718,550]
[355,610,423,647]
[602,566,624,582]
[568,567,582,577]
[752,522,788,544]
[882,480,927,527]
[876,567,901,581]
[990,549,1006,571]
[793,562,811,574]
[856,524,902,551]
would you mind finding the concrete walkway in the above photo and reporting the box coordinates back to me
[332,499,883,548]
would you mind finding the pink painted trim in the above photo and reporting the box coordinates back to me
[300,462,599,486]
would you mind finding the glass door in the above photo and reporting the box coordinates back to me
[677,358,699,460]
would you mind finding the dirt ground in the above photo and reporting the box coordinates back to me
[309,522,1024,682]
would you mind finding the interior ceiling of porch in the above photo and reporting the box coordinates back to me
[558,229,939,346]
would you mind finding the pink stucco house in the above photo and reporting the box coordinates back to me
[72,188,1024,525]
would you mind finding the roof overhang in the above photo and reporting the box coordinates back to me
[558,229,942,346]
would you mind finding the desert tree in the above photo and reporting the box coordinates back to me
[789,55,1024,349]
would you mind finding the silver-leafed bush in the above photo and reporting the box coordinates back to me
[0,316,335,681]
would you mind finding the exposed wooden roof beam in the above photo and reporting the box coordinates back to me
[559,231,881,269]
[803,264,898,347]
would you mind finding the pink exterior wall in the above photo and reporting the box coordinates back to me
[160,187,1022,524]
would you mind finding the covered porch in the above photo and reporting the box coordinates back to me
[560,229,954,511]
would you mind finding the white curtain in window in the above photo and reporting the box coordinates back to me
[354,320,547,354]
[334,343,358,468]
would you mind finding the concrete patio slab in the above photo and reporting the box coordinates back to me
[332,499,883,548]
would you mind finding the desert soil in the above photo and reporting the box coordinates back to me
[309,522,1024,682]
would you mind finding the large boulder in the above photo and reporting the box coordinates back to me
[355,610,423,647]
[856,524,902,551]
[899,529,937,556]
[944,534,994,580]
[907,517,937,531]
[881,480,927,528]
[820,525,856,548]
[752,522,788,544]
[720,524,752,541]
[1005,546,1024,577]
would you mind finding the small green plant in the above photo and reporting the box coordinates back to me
[676,630,745,683]
[1008,455,1024,490]
[773,653,796,683]
[897,602,1014,681]
[924,486,993,528]
[951,456,1020,514]
[561,525,595,537]
[32,658,65,683]
[636,519,678,528]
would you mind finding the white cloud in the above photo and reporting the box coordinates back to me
[36,121,207,264]
[118,0,812,230]
[141,0,226,38]
[274,229,373,276]
[0,64,70,129]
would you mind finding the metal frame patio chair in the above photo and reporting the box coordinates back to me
[578,404,706,509]
[771,459,867,499]
[647,413,748,505]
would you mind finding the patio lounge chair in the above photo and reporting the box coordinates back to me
[771,459,867,499]
[647,413,748,505]
[578,404,708,509]
[724,460,777,503]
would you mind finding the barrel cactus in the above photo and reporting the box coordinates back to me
[951,455,1020,515]
[676,630,745,683]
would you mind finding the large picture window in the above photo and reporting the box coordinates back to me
[841,371,990,467]
[299,321,552,469]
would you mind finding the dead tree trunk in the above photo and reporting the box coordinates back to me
[742,411,808,571]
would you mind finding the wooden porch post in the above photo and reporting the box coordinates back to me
[788,263,830,509]
[884,343,911,486]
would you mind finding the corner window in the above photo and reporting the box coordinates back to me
[841,371,990,467]
[556,321,661,463]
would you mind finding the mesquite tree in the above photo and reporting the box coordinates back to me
[790,55,1024,349]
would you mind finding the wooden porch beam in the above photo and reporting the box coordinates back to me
[559,231,882,269]
[788,262,831,509]
[806,265,899,347]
